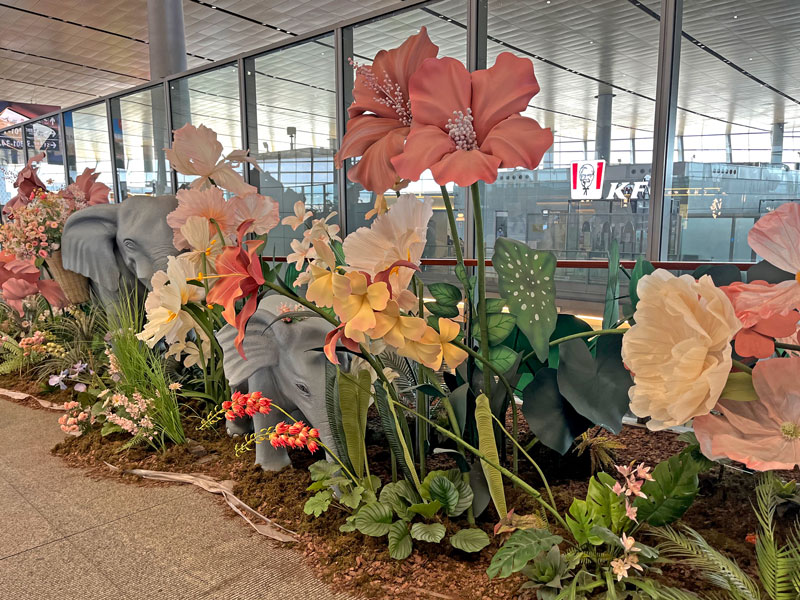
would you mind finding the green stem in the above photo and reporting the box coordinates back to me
[441,396,475,525]
[775,341,800,352]
[731,359,753,375]
[471,182,491,398]
[439,185,465,270]
[262,280,339,326]
[489,412,557,513]
[415,276,427,478]
[451,339,516,405]
[391,397,568,530]
[521,328,627,365]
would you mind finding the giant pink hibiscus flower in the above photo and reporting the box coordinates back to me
[334,27,438,194]
[391,52,553,187]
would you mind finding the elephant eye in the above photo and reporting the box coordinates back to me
[296,382,310,395]
[123,239,136,249]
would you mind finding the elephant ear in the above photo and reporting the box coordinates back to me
[216,312,280,387]
[62,203,120,291]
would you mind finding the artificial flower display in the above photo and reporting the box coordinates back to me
[166,186,237,250]
[621,270,741,430]
[0,251,67,315]
[335,27,438,193]
[62,167,111,206]
[694,357,800,471]
[165,123,258,196]
[391,52,553,186]
[3,152,46,214]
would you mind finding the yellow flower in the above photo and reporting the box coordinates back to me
[370,300,429,348]
[365,193,389,220]
[179,216,223,277]
[332,271,390,341]
[621,270,741,430]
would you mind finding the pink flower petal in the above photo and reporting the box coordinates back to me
[480,114,553,170]
[734,328,776,359]
[391,124,454,183]
[470,52,541,143]
[748,203,800,274]
[345,124,409,193]
[429,149,502,187]
[407,57,472,130]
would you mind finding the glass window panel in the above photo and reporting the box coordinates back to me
[344,0,469,284]
[64,103,115,201]
[0,126,26,207]
[667,0,800,260]
[485,0,659,311]
[24,116,64,190]
[170,63,242,190]
[111,86,172,199]
[245,35,337,256]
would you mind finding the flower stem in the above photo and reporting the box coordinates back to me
[261,280,339,327]
[415,275,427,478]
[731,359,753,374]
[451,339,516,406]
[471,182,491,398]
[520,328,627,365]
[775,341,800,352]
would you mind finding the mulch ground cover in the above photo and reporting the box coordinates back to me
[4,379,796,600]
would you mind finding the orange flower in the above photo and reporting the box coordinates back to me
[391,53,553,186]
[305,240,339,308]
[335,28,438,193]
[332,271,390,341]
[206,220,265,358]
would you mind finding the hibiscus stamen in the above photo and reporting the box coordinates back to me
[781,422,800,439]
[350,58,412,126]
[446,108,478,151]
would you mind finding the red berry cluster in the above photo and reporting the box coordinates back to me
[269,421,320,453]
[221,391,272,421]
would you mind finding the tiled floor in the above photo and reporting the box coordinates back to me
[0,399,358,600]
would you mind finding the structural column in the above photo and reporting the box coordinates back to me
[594,92,614,162]
[771,122,785,164]
[147,0,187,81]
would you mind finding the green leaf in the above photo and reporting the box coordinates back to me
[340,485,366,510]
[304,491,333,517]
[380,482,415,519]
[354,501,394,537]
[324,362,353,474]
[603,240,620,329]
[522,368,593,455]
[411,522,446,543]
[450,528,491,553]
[308,460,341,482]
[634,452,700,526]
[629,257,655,312]
[339,515,357,533]
[556,334,632,434]
[486,313,517,346]
[338,369,372,480]
[487,528,563,579]
[565,499,600,546]
[372,382,416,484]
[721,372,757,402]
[443,469,474,517]
[429,476,459,516]
[476,344,518,373]
[587,472,628,534]
[407,383,447,398]
[485,298,508,313]
[388,521,413,560]
[424,301,460,318]
[101,422,122,436]
[407,500,443,519]
[475,393,507,517]
[548,314,593,369]
[428,282,462,306]
[492,238,557,362]
[692,264,742,287]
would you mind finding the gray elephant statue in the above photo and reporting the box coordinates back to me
[217,294,348,471]
[61,195,180,304]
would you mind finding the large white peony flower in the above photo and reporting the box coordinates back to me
[621,270,741,430]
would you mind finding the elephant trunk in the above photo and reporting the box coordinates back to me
[144,247,180,289]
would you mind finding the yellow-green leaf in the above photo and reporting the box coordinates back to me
[339,369,372,479]
[475,393,507,517]
[721,372,757,401]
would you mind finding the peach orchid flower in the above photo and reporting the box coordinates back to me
[722,281,799,358]
[727,203,800,321]
[335,27,438,193]
[166,187,236,250]
[4,152,46,214]
[391,52,553,186]
[0,252,67,315]
[62,168,111,206]
[282,200,313,231]
[228,192,280,236]
[166,123,257,196]
[694,357,800,471]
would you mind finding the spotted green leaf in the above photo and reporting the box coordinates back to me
[492,238,557,362]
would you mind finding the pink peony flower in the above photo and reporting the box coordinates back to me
[228,192,280,236]
[166,187,237,250]
[694,356,800,471]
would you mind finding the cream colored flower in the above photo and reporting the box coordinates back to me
[282,200,313,231]
[179,216,224,276]
[621,270,741,430]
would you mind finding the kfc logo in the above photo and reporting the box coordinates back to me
[570,160,605,201]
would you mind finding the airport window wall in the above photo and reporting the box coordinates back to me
[1,0,797,306]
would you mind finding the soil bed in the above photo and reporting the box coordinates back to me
[23,390,797,599]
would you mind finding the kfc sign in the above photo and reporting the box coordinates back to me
[570,160,605,200]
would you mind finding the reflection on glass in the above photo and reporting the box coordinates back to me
[110,86,172,199]
[64,103,115,201]
[345,0,469,283]
[0,126,26,206]
[667,3,800,261]
[245,35,337,256]
[484,0,659,309]
[170,64,242,190]
[24,116,65,190]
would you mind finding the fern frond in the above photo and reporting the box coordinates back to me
[654,525,761,600]
[754,474,798,600]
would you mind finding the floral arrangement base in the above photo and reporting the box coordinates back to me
[46,250,90,305]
